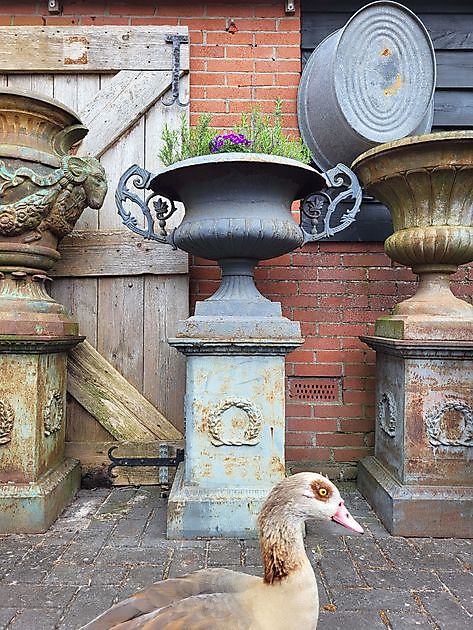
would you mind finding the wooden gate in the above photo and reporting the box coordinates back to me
[0,26,189,483]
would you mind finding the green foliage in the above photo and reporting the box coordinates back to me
[159,101,312,166]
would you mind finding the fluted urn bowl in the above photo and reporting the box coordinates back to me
[149,153,325,315]
[352,131,473,339]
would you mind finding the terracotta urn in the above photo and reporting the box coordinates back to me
[352,131,473,340]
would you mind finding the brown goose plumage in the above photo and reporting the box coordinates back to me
[81,473,363,629]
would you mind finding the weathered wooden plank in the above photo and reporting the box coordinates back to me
[95,76,146,231]
[78,69,181,158]
[302,12,473,50]
[434,89,473,127]
[51,230,188,277]
[68,340,183,441]
[301,1,473,14]
[143,275,188,434]
[65,440,184,486]
[0,27,189,72]
[436,51,473,88]
[97,275,145,395]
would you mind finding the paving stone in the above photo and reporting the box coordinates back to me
[8,608,63,630]
[5,545,64,583]
[242,541,262,566]
[437,570,473,613]
[415,589,473,629]
[345,535,392,570]
[43,562,95,586]
[58,585,117,630]
[0,584,76,608]
[305,519,349,549]
[168,546,205,577]
[207,540,242,566]
[317,549,365,588]
[118,565,162,599]
[330,586,416,612]
[90,564,128,586]
[318,609,386,629]
[106,517,148,547]
[388,610,435,628]
[360,567,442,592]
[0,609,16,629]
[141,507,167,545]
[58,540,104,565]
[95,542,171,567]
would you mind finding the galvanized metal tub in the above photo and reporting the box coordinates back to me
[298,1,436,170]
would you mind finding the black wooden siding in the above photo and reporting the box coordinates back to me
[301,0,473,241]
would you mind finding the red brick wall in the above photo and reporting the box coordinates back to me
[7,1,473,478]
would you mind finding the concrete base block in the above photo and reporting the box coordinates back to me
[358,456,473,538]
[167,463,270,539]
[0,457,80,534]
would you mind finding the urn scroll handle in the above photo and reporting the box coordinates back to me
[300,163,363,243]
[115,164,178,248]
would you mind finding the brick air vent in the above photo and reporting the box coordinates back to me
[289,377,340,402]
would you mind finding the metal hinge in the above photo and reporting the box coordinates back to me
[107,445,184,483]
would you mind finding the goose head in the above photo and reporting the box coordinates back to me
[258,472,364,534]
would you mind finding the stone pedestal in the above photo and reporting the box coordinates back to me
[352,133,473,538]
[0,306,83,533]
[0,88,107,533]
[167,299,302,538]
[358,337,473,537]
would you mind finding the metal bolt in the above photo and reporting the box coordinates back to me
[48,0,61,15]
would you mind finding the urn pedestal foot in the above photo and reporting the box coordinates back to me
[0,457,80,534]
[358,336,473,538]
[167,313,302,539]
[167,463,272,539]
[358,456,473,538]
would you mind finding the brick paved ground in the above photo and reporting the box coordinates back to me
[0,486,471,629]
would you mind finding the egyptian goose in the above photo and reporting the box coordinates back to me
[81,473,363,629]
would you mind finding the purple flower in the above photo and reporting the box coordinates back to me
[210,132,252,153]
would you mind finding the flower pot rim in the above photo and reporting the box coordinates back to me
[0,86,83,125]
[352,130,473,168]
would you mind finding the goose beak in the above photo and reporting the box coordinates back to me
[331,501,364,534]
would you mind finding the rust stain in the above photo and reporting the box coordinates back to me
[384,73,403,97]
[64,36,88,66]
[380,48,391,57]
[270,455,285,476]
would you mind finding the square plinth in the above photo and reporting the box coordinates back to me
[358,456,473,538]
[358,337,473,538]
[0,458,80,534]
[167,463,271,539]
[0,352,67,483]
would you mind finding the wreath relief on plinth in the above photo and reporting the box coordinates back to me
[425,399,473,449]
[0,399,15,445]
[206,398,263,447]
[378,392,397,438]
[44,390,64,437]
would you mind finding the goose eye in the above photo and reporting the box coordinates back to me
[318,488,328,497]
